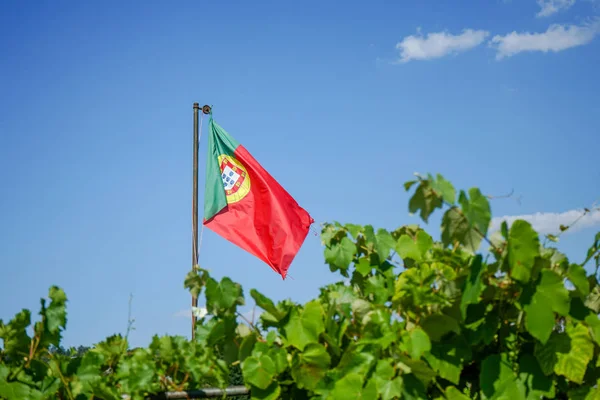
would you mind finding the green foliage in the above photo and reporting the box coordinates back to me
[2,172,600,399]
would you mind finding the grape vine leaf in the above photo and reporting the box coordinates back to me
[283,300,325,351]
[535,323,594,384]
[420,314,460,341]
[249,381,281,400]
[424,341,470,385]
[508,220,540,283]
[403,327,431,360]
[375,229,396,262]
[0,309,31,358]
[408,180,444,223]
[568,264,590,297]
[250,289,284,321]
[460,255,485,319]
[206,277,244,314]
[329,372,377,400]
[523,269,570,344]
[441,189,491,253]
[345,223,363,239]
[445,386,470,400]
[396,231,433,262]
[430,173,456,205]
[480,353,526,400]
[242,355,277,390]
[324,237,355,270]
[518,354,555,399]
[291,343,330,390]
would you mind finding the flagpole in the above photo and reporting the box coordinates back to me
[191,102,211,340]
[192,103,199,340]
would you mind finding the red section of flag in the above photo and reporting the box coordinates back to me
[203,145,313,279]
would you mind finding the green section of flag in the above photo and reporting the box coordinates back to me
[203,118,240,221]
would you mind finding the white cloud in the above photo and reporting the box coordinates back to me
[491,19,600,59]
[396,28,490,62]
[536,0,576,17]
[490,208,600,235]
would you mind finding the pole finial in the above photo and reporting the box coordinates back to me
[193,102,200,110]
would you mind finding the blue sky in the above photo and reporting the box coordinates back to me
[1,0,599,349]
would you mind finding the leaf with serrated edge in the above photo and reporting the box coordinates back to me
[291,343,330,390]
[568,264,590,297]
[460,255,485,320]
[479,353,525,400]
[524,270,570,344]
[283,300,324,351]
[242,355,276,390]
[535,323,594,384]
[509,220,540,283]
[324,237,356,270]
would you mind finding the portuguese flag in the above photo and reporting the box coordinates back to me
[203,117,313,279]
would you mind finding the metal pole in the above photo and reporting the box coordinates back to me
[147,386,250,399]
[191,102,200,340]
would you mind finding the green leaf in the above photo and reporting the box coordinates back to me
[336,350,377,378]
[441,207,482,253]
[364,274,392,305]
[250,289,284,321]
[518,354,555,399]
[586,285,600,313]
[396,235,421,261]
[424,341,470,385]
[408,180,444,223]
[116,349,155,394]
[345,223,363,239]
[421,314,460,341]
[416,230,433,257]
[206,277,244,314]
[404,180,417,191]
[396,231,432,262]
[329,372,375,400]
[371,359,395,388]
[460,255,485,320]
[0,309,31,358]
[441,188,491,252]
[401,374,428,399]
[291,343,331,390]
[379,377,403,400]
[568,264,590,297]
[354,257,373,276]
[460,188,491,236]
[405,328,431,360]
[268,346,289,375]
[0,365,42,400]
[584,232,600,266]
[250,381,281,400]
[184,269,206,297]
[45,286,67,334]
[508,220,540,283]
[325,237,356,270]
[375,229,395,261]
[445,386,470,400]
[534,323,594,384]
[239,333,258,362]
[242,355,276,390]
[480,354,525,400]
[431,173,456,204]
[523,269,570,343]
[585,314,600,345]
[283,300,325,350]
